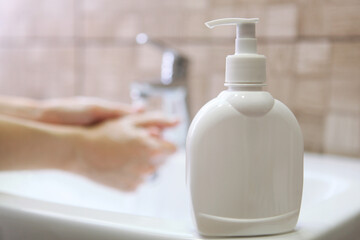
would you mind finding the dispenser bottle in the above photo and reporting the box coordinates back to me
[186,18,303,237]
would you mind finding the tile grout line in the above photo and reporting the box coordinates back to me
[73,0,85,96]
[1,35,360,49]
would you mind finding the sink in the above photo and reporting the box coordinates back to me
[0,151,359,240]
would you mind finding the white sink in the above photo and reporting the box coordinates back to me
[0,151,360,240]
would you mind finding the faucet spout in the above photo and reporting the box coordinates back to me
[136,33,188,86]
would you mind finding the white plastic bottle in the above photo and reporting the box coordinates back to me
[186,18,303,237]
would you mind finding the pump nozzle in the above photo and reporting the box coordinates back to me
[205,18,259,54]
[205,18,265,84]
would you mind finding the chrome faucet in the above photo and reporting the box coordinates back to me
[135,33,188,86]
[131,33,189,147]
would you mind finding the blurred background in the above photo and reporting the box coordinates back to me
[0,0,359,157]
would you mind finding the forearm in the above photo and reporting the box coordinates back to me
[0,95,43,121]
[0,115,80,171]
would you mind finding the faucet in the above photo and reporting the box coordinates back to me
[135,33,188,86]
[131,33,189,147]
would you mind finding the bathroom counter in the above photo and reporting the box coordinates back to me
[0,151,360,240]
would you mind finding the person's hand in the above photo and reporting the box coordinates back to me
[67,112,179,191]
[38,97,141,126]
[0,96,140,126]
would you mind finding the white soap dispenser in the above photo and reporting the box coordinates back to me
[186,18,303,237]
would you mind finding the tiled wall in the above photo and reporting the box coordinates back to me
[0,0,359,157]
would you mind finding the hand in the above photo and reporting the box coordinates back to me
[67,112,179,191]
[0,96,140,126]
[38,97,141,126]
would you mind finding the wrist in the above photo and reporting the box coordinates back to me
[0,97,43,121]
[56,126,87,174]
[59,126,100,179]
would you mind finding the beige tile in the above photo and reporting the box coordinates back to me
[183,10,210,38]
[234,3,267,38]
[298,0,326,36]
[0,47,76,98]
[324,111,360,157]
[82,0,157,18]
[329,43,360,113]
[265,44,295,75]
[113,12,141,39]
[82,0,187,38]
[209,0,235,7]
[266,73,295,109]
[265,3,298,38]
[180,45,210,77]
[209,45,234,73]
[235,1,298,38]
[184,0,208,10]
[209,73,226,99]
[152,0,184,9]
[0,0,75,38]
[299,0,360,36]
[296,112,325,153]
[331,42,360,81]
[293,78,329,114]
[257,43,267,55]
[322,1,360,37]
[188,75,210,118]
[295,41,331,77]
[82,0,141,38]
[329,79,360,113]
[134,45,162,82]
[83,0,137,13]
[141,11,186,38]
[83,47,135,102]
[263,44,296,106]
[208,3,236,38]
[206,44,232,99]
[179,46,211,116]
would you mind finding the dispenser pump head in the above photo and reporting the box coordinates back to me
[205,18,259,54]
[205,18,266,84]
